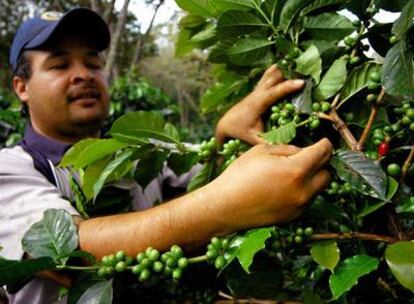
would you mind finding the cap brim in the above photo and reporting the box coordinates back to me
[26,8,110,51]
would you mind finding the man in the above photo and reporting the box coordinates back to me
[0,7,332,304]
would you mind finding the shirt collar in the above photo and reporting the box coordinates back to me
[23,124,72,165]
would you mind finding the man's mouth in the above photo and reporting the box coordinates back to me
[68,89,101,103]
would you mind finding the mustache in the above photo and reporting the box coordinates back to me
[67,85,101,103]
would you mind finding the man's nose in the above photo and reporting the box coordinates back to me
[71,63,94,83]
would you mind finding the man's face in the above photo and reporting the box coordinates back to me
[13,36,110,143]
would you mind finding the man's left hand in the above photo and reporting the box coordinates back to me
[215,65,305,145]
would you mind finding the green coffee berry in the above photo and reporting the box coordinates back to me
[211,237,222,249]
[172,268,183,280]
[214,256,226,269]
[97,267,107,277]
[294,235,303,244]
[132,264,144,274]
[115,250,126,261]
[366,94,377,103]
[369,71,381,83]
[139,269,151,281]
[178,257,189,269]
[312,103,321,112]
[304,227,314,236]
[387,163,401,177]
[148,249,160,262]
[153,261,164,272]
[321,102,331,112]
[295,227,304,236]
[115,261,127,272]
[137,252,145,263]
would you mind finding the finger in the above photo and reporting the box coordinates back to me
[257,65,284,89]
[266,144,302,156]
[309,169,331,195]
[259,79,305,112]
[290,138,333,174]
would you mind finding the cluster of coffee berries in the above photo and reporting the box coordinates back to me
[277,47,301,68]
[98,250,133,277]
[220,139,249,168]
[308,115,321,131]
[394,100,414,132]
[311,101,331,113]
[270,102,300,127]
[326,181,353,196]
[98,245,189,282]
[270,226,314,250]
[198,138,218,160]
[367,71,382,91]
[206,237,231,270]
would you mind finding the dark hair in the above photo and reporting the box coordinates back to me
[14,51,32,80]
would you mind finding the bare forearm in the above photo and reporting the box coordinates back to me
[78,183,233,259]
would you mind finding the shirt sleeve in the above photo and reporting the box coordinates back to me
[0,146,80,260]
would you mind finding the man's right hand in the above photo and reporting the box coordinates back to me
[208,138,333,230]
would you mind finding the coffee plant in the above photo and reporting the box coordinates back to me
[1,0,414,303]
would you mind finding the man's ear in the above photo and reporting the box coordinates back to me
[13,76,29,104]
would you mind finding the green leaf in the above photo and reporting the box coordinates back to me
[292,78,313,114]
[310,240,340,272]
[22,209,78,262]
[226,38,275,66]
[261,121,296,144]
[77,279,113,304]
[339,62,381,107]
[385,241,414,292]
[314,56,348,101]
[134,150,169,189]
[217,10,268,38]
[237,227,273,274]
[294,44,322,83]
[72,139,129,170]
[60,138,99,167]
[392,0,414,38]
[382,41,414,98]
[226,254,283,299]
[109,111,181,145]
[175,29,200,57]
[330,151,388,200]
[0,257,55,290]
[302,0,349,16]
[82,156,112,201]
[358,177,399,217]
[163,123,181,142]
[175,0,218,17]
[304,13,355,41]
[93,150,133,201]
[201,79,246,113]
[187,162,216,192]
[167,152,200,176]
[210,0,260,12]
[179,14,206,29]
[329,255,379,299]
[68,273,107,304]
[190,23,217,43]
[279,0,312,32]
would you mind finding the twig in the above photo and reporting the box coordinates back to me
[327,110,359,150]
[357,88,386,151]
[216,291,303,304]
[400,146,414,183]
[310,232,397,243]
[330,93,341,109]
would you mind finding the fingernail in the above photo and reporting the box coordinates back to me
[293,79,305,85]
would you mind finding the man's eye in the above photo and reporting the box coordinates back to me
[51,63,68,69]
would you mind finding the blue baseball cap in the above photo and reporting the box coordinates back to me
[10,7,110,73]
